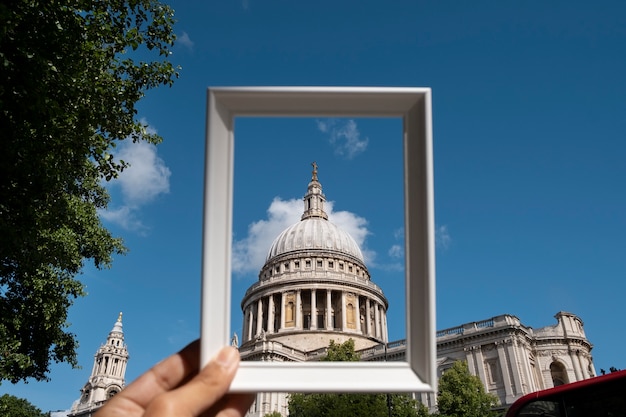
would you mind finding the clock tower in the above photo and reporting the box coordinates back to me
[68,313,129,417]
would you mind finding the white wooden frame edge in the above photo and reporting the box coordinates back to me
[201,86,436,393]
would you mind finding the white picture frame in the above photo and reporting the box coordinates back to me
[201,86,436,393]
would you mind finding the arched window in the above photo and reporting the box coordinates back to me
[346,303,356,329]
[550,361,569,387]
[285,301,295,327]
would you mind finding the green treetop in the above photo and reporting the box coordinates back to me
[0,394,48,417]
[320,339,361,362]
[288,339,426,417]
[0,0,178,383]
[435,361,499,417]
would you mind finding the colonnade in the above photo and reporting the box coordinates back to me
[242,288,387,343]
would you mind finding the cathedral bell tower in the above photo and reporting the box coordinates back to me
[69,313,129,417]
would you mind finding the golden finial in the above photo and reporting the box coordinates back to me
[117,312,123,322]
[311,161,318,181]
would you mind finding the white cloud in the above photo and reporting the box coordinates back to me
[388,244,403,259]
[316,119,329,133]
[379,227,404,271]
[232,198,301,275]
[436,224,451,249]
[114,140,171,207]
[328,203,370,248]
[99,121,171,232]
[232,198,373,276]
[177,31,194,50]
[99,206,147,234]
[50,411,69,417]
[316,119,369,159]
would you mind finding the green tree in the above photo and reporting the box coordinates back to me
[397,395,431,417]
[0,394,47,417]
[288,340,426,417]
[321,339,360,362]
[435,361,498,417]
[264,412,283,417]
[0,0,178,383]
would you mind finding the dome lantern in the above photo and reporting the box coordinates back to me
[301,161,328,221]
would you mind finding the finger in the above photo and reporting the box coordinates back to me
[203,393,256,417]
[97,340,201,415]
[144,346,241,417]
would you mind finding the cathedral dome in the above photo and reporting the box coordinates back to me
[266,217,364,262]
[240,163,388,358]
[265,162,364,264]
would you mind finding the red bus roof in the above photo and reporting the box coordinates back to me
[505,369,626,417]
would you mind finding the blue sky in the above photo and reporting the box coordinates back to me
[4,1,626,414]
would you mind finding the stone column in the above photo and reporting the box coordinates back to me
[256,299,263,335]
[279,292,286,331]
[517,342,535,393]
[465,347,476,375]
[577,352,587,379]
[365,298,372,336]
[568,349,581,381]
[267,294,275,334]
[247,306,253,341]
[374,302,381,339]
[474,345,487,384]
[354,294,361,333]
[506,339,524,395]
[91,357,99,375]
[380,306,389,343]
[310,289,317,330]
[497,340,515,403]
[326,289,333,330]
[341,291,347,331]
[296,289,302,329]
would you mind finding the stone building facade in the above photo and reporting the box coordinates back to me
[362,311,595,411]
[68,313,129,417]
[238,165,595,416]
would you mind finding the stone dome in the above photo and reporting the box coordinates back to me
[266,217,364,262]
[240,163,389,361]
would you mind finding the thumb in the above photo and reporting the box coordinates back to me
[145,346,240,417]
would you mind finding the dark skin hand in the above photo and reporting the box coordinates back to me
[95,340,255,417]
